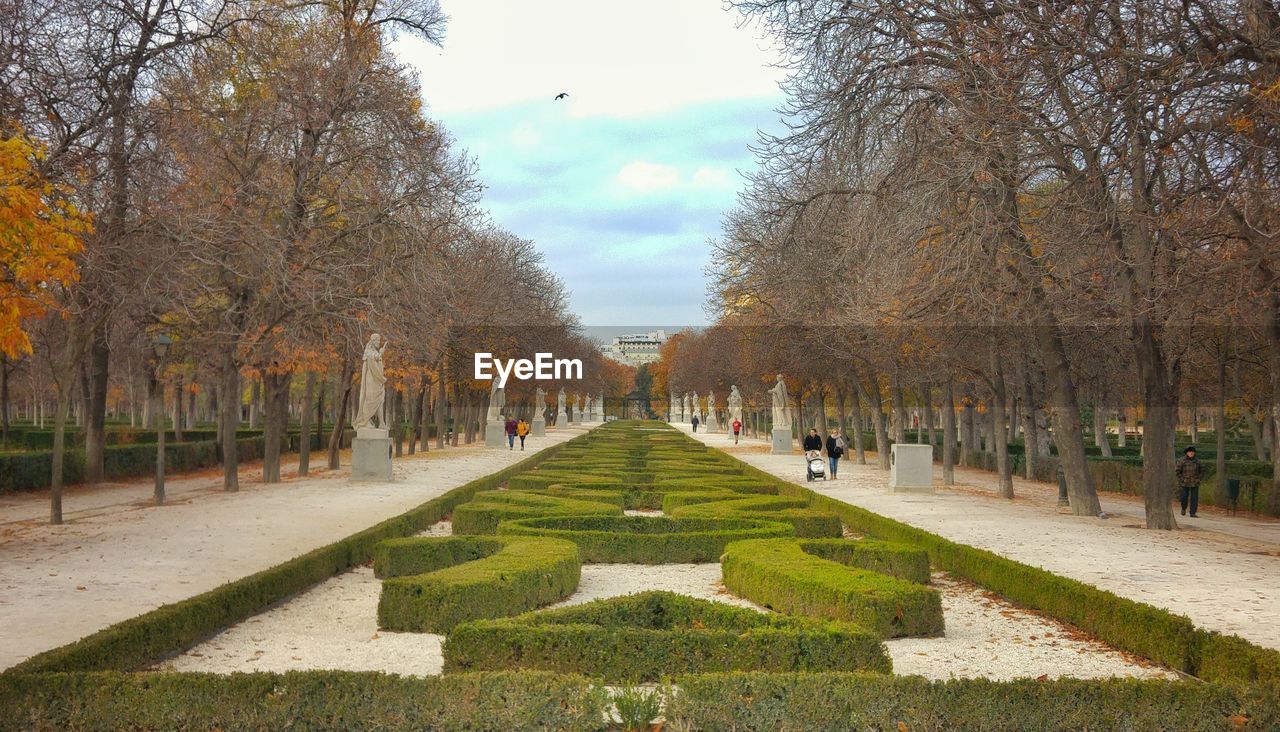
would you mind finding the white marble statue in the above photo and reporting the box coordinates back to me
[669,392,679,422]
[557,388,567,419]
[691,392,700,422]
[535,387,547,419]
[728,385,743,423]
[486,379,505,423]
[707,390,719,430]
[351,334,388,430]
[769,374,790,427]
[682,393,690,422]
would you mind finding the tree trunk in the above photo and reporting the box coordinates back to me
[173,374,184,443]
[262,370,291,483]
[418,386,430,452]
[849,381,866,464]
[50,383,72,524]
[1020,373,1039,480]
[1093,406,1113,457]
[991,347,1014,499]
[328,362,353,470]
[960,394,975,466]
[923,386,935,448]
[248,378,261,428]
[84,333,109,483]
[891,373,907,444]
[1118,409,1128,447]
[298,372,315,477]
[219,354,241,492]
[859,374,891,470]
[1216,348,1229,505]
[0,356,9,447]
[943,378,957,485]
[435,372,447,449]
[1036,326,1102,516]
[1134,320,1179,530]
[395,389,406,457]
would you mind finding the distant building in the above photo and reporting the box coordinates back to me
[601,330,667,366]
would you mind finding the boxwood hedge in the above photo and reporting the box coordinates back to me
[497,514,796,563]
[4,440,571,674]
[670,494,843,538]
[450,490,621,534]
[666,672,1280,731]
[722,538,944,638]
[443,591,890,681]
[0,670,608,731]
[377,535,581,632]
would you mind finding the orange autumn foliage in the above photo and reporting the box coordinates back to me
[0,129,91,357]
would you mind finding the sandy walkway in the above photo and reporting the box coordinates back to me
[684,426,1280,650]
[162,519,1169,681]
[0,426,590,670]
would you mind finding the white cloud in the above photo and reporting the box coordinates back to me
[691,165,734,190]
[615,161,680,192]
[392,0,785,118]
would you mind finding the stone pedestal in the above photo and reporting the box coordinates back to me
[531,416,546,437]
[351,427,392,482]
[707,412,719,432]
[485,421,507,448]
[890,444,935,493]
[556,411,568,427]
[770,427,792,454]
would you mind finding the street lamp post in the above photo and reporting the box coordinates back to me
[152,334,172,505]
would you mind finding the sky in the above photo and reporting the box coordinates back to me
[391,0,787,328]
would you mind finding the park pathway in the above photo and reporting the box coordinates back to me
[0,425,591,670]
[682,425,1280,651]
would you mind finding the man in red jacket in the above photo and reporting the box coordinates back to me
[732,418,742,445]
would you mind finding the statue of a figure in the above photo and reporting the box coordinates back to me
[728,385,743,422]
[691,392,700,421]
[707,390,718,429]
[669,392,679,421]
[557,388,567,416]
[352,334,388,429]
[486,379,505,423]
[769,375,790,427]
[682,393,691,421]
[535,387,547,419]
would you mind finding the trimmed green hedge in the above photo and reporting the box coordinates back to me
[797,538,933,585]
[4,440,571,674]
[722,538,944,638]
[670,494,843,538]
[666,672,1280,731]
[443,591,889,681]
[0,670,608,731]
[497,514,795,563]
[0,437,269,493]
[377,535,581,632]
[715,447,1280,685]
[450,490,621,534]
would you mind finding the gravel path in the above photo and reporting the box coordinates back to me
[683,425,1280,650]
[161,521,1170,680]
[0,427,591,670]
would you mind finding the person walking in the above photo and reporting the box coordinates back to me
[516,418,530,451]
[803,428,823,480]
[825,429,844,479]
[732,418,742,445]
[1176,446,1204,518]
[504,416,517,450]
[691,414,700,432]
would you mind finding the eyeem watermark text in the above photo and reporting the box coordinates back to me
[474,352,582,388]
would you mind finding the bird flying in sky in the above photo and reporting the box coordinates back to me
[555,92,569,100]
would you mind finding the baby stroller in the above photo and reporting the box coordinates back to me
[805,450,826,481]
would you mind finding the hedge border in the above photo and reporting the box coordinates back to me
[722,538,944,638]
[497,514,797,563]
[442,590,890,681]
[710,434,1280,685]
[376,535,582,632]
[4,437,574,674]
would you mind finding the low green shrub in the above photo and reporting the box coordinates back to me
[665,672,1280,731]
[450,490,621,534]
[0,670,609,731]
[443,591,890,681]
[721,538,944,638]
[670,495,843,538]
[497,514,795,563]
[5,441,571,673]
[796,538,932,585]
[612,685,664,732]
[377,535,581,632]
